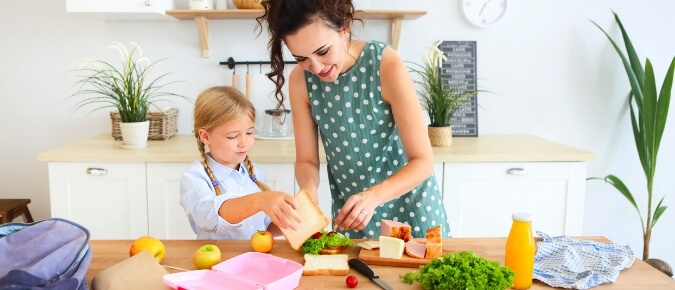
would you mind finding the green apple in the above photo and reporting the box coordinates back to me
[193,244,222,270]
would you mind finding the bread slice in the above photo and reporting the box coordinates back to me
[302,254,350,276]
[280,189,330,251]
[425,225,442,259]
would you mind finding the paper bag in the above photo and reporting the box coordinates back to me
[92,250,170,290]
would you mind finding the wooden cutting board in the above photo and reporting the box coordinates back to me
[357,247,451,268]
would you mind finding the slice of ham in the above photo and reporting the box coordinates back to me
[380,219,412,242]
[404,240,427,258]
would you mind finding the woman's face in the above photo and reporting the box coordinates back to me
[284,19,349,82]
[198,115,255,170]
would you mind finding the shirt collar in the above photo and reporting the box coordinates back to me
[205,153,249,180]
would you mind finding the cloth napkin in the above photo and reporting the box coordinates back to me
[533,231,635,289]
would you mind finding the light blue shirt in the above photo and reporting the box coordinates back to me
[179,153,271,240]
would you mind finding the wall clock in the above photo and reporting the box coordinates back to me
[461,0,508,28]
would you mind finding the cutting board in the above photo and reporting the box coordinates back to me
[357,247,451,268]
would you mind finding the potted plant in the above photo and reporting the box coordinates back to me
[408,41,478,146]
[589,12,674,277]
[68,41,186,149]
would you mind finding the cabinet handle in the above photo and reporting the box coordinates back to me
[87,167,108,176]
[145,0,151,6]
[506,168,526,175]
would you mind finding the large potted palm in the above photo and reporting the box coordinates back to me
[589,12,674,277]
[68,42,186,149]
[408,41,477,146]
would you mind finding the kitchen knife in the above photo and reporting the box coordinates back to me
[348,258,393,290]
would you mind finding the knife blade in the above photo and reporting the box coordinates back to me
[348,258,393,290]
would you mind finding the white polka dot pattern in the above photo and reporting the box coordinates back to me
[304,40,450,239]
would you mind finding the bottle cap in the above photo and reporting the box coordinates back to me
[512,212,532,221]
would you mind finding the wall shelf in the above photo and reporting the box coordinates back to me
[165,9,427,57]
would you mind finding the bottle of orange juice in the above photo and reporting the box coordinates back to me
[505,212,535,289]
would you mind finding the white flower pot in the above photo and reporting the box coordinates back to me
[119,121,149,150]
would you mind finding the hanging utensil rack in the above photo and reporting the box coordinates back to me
[220,57,296,70]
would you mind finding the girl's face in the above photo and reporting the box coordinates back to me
[198,115,255,170]
[284,19,350,82]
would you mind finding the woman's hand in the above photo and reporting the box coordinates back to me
[259,191,303,231]
[333,190,380,231]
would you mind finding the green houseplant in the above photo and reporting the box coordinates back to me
[408,41,477,146]
[589,12,674,271]
[68,41,185,149]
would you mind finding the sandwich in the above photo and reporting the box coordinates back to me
[300,230,355,255]
[279,189,330,251]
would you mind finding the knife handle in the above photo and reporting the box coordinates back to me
[349,258,377,279]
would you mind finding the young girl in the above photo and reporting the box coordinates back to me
[257,0,451,238]
[180,86,302,240]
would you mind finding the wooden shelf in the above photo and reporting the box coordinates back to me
[165,9,427,57]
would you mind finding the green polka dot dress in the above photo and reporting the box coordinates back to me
[304,40,451,239]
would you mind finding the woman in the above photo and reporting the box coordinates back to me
[256,0,450,238]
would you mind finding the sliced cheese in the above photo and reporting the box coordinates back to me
[356,242,373,250]
[379,236,405,259]
[364,240,380,249]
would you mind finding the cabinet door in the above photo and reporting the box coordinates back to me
[66,0,171,13]
[443,162,586,238]
[48,162,148,239]
[433,162,444,197]
[146,163,196,239]
[258,163,296,194]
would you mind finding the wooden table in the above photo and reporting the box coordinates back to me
[87,237,675,289]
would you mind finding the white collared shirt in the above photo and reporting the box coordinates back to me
[179,153,270,240]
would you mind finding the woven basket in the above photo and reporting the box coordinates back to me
[110,108,179,140]
[428,125,453,147]
[232,0,262,9]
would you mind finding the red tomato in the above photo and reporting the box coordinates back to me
[346,275,358,288]
[311,232,323,239]
[327,231,337,236]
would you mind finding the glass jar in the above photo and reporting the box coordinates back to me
[263,109,291,137]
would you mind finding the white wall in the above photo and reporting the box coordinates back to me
[1,0,673,269]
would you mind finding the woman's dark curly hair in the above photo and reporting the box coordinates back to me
[256,0,362,110]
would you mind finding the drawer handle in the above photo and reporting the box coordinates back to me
[506,168,526,175]
[87,168,108,176]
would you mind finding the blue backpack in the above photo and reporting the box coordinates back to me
[0,218,92,290]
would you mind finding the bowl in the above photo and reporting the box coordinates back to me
[163,252,302,290]
[232,0,262,9]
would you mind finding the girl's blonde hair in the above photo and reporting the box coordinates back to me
[193,86,270,195]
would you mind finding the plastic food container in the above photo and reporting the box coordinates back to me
[163,252,303,290]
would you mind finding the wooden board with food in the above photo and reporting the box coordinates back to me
[357,241,451,268]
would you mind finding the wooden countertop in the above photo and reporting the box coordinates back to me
[87,237,674,289]
[38,134,594,163]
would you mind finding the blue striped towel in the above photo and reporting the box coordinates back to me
[533,231,635,289]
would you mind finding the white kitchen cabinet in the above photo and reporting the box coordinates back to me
[258,163,296,194]
[146,163,195,239]
[40,135,594,240]
[66,0,174,20]
[443,162,587,238]
[433,162,444,195]
[48,162,148,239]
